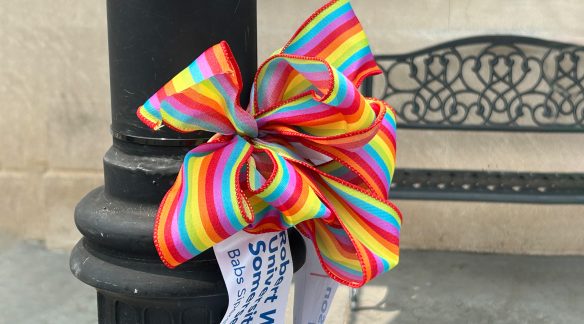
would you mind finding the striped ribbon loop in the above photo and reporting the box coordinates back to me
[136,0,402,287]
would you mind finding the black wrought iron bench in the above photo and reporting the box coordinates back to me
[351,35,584,309]
[365,35,584,205]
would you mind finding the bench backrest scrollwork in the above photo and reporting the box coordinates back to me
[365,35,584,132]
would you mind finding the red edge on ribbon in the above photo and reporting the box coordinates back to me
[279,0,382,88]
[136,40,244,135]
[234,141,256,225]
[281,125,402,287]
[245,148,280,196]
[153,181,178,269]
[136,110,160,130]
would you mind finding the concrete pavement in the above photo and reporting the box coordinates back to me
[1,236,582,324]
[348,251,584,324]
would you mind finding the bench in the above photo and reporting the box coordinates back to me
[351,35,584,309]
[366,35,584,204]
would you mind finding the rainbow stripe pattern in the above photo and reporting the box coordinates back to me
[137,0,402,287]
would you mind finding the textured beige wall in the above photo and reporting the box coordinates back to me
[1,0,583,253]
[0,0,109,249]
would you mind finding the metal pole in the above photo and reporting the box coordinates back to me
[70,1,305,323]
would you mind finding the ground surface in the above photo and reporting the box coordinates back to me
[1,236,583,324]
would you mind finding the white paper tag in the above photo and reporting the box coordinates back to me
[215,230,293,324]
[293,236,339,324]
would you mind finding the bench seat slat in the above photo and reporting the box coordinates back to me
[391,169,584,204]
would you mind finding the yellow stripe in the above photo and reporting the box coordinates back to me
[184,156,215,250]
[172,68,196,93]
[284,73,312,98]
[326,182,400,259]
[315,228,361,271]
[328,33,369,67]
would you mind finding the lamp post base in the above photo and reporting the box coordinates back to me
[71,186,305,324]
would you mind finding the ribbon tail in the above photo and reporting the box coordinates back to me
[154,136,254,268]
[242,142,402,287]
[295,168,402,288]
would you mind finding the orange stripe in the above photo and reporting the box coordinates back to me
[324,182,399,255]
[280,173,310,218]
[157,180,182,266]
[316,24,362,61]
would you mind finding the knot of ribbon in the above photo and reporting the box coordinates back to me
[137,0,401,287]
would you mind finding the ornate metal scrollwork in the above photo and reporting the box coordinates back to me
[366,36,584,131]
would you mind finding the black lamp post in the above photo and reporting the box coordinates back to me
[70,1,305,323]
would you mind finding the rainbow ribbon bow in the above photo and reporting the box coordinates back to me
[137,0,401,287]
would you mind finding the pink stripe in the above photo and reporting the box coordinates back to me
[293,70,329,85]
[334,83,356,108]
[163,95,234,133]
[266,160,299,209]
[270,61,295,106]
[149,95,161,108]
[355,150,386,188]
[339,56,370,80]
[197,56,213,79]
[210,142,240,235]
[258,60,293,108]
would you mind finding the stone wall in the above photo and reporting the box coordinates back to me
[1,0,109,249]
[2,0,583,253]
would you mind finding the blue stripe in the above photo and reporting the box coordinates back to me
[289,60,328,74]
[337,45,370,73]
[380,257,391,271]
[325,74,349,106]
[143,101,162,120]
[221,137,250,230]
[363,144,391,187]
[314,202,328,219]
[262,156,291,202]
[188,63,205,83]
[257,61,280,105]
[160,100,218,131]
[386,112,397,129]
[274,96,315,114]
[332,184,401,229]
